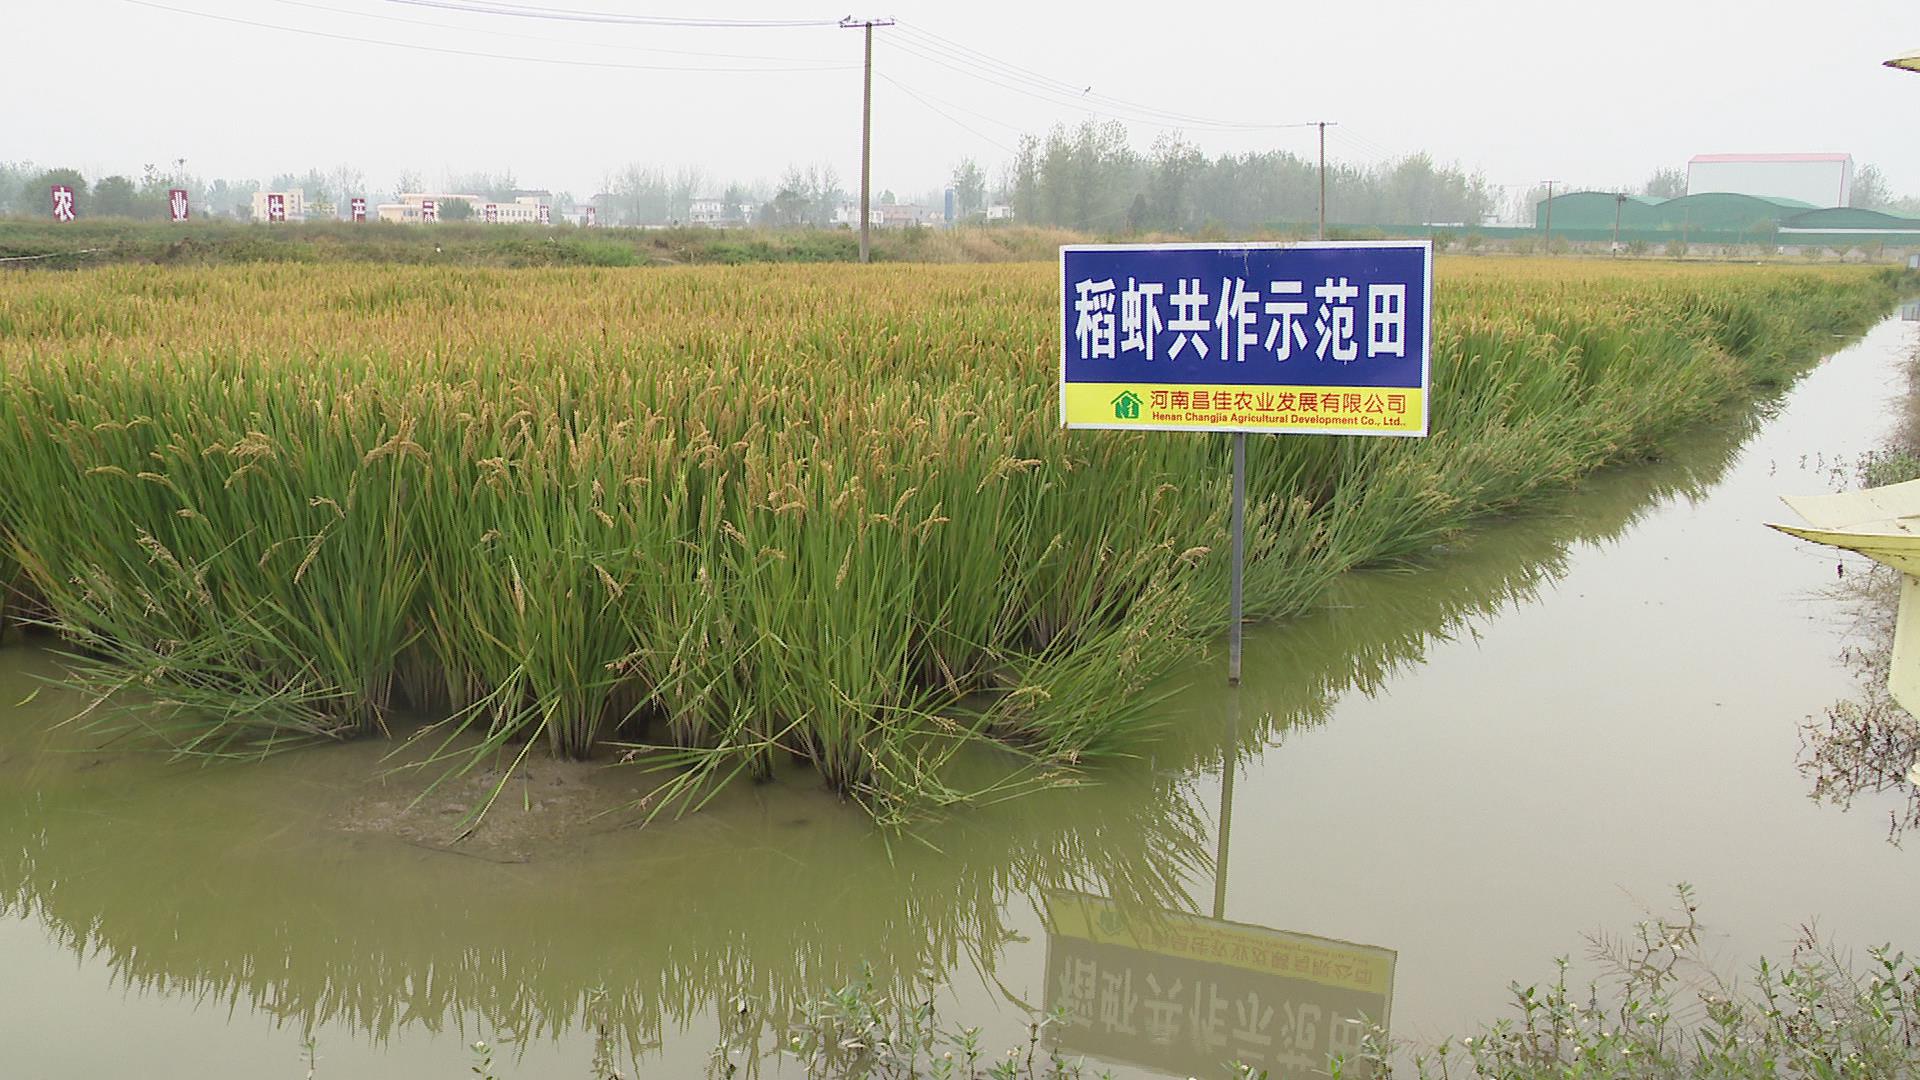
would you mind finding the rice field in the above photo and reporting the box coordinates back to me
[0,258,1907,820]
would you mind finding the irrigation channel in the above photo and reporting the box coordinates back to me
[3,312,1920,1078]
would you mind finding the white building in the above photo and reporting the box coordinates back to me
[250,189,307,222]
[1686,153,1853,209]
[377,192,480,224]
[880,203,942,228]
[831,202,946,228]
[375,193,550,224]
[985,204,1015,221]
[832,202,881,228]
[689,197,725,226]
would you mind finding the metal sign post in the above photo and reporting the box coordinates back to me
[1060,241,1433,685]
[1229,433,1246,682]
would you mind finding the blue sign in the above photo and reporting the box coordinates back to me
[1060,241,1432,436]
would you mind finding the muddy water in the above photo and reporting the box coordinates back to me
[3,317,1918,1079]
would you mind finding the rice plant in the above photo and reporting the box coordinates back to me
[0,259,1907,818]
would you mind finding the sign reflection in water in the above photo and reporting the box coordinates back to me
[1043,694,1394,1079]
[1043,891,1394,1078]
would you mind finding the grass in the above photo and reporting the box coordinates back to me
[0,259,1910,820]
[1342,886,1920,1080]
[0,218,1083,269]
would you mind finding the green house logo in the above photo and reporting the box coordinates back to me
[1112,390,1143,420]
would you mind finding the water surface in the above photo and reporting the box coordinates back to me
[2,317,1916,1078]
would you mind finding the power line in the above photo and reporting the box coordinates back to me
[386,0,840,28]
[1329,128,1394,165]
[877,72,1018,156]
[884,35,1312,135]
[121,0,857,71]
[892,21,1318,133]
[878,72,1025,136]
[269,0,844,63]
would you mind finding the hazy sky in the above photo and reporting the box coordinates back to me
[10,0,1920,212]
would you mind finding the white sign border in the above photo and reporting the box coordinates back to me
[1057,239,1434,439]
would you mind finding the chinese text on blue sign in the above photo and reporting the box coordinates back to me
[1060,241,1432,436]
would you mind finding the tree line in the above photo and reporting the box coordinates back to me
[10,137,1912,231]
[996,122,1499,231]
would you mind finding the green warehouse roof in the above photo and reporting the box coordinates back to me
[1537,191,1827,233]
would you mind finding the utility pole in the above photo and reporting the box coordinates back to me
[841,16,894,264]
[1316,121,1336,241]
[1613,192,1626,253]
[1540,179,1559,249]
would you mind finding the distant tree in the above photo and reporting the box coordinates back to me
[668,166,706,223]
[807,164,843,226]
[21,167,86,217]
[445,169,517,202]
[1514,182,1554,224]
[879,189,897,205]
[1852,164,1893,209]
[209,177,258,219]
[766,185,809,228]
[608,165,670,225]
[395,170,424,196]
[0,161,37,215]
[720,182,754,224]
[134,162,176,220]
[1643,167,1687,199]
[439,198,474,221]
[1009,135,1041,223]
[92,175,139,217]
[951,158,986,219]
[1148,132,1204,231]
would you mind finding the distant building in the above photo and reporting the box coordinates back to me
[1687,153,1853,209]
[487,196,547,224]
[375,193,548,224]
[1532,188,1920,247]
[689,197,725,226]
[879,203,943,228]
[832,201,945,228]
[250,189,307,222]
[832,202,882,228]
[985,204,1015,222]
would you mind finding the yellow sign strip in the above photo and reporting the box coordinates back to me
[1046,893,1395,996]
[1063,382,1425,435]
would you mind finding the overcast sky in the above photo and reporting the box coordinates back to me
[10,0,1919,212]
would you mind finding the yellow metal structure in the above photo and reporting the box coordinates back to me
[1887,51,1920,73]
[1771,479,1920,783]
